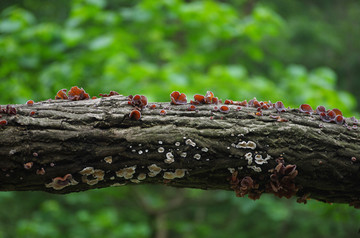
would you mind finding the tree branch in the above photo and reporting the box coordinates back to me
[0,95,359,208]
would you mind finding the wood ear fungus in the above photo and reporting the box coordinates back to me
[170,91,187,105]
[129,109,141,121]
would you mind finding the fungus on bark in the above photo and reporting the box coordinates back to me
[170,91,187,105]
[129,109,141,121]
[45,174,78,190]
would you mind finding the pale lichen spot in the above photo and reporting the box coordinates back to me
[228,168,235,173]
[193,154,201,160]
[247,165,262,172]
[138,150,143,155]
[79,167,94,176]
[165,152,175,164]
[104,156,113,164]
[158,147,165,153]
[148,164,162,177]
[158,141,163,144]
[201,147,209,152]
[116,166,137,179]
[185,139,196,147]
[180,152,187,158]
[175,142,180,146]
[111,183,126,187]
[130,179,141,184]
[137,173,146,180]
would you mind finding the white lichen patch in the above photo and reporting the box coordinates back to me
[116,166,137,179]
[158,147,165,153]
[79,167,95,176]
[45,174,78,190]
[130,179,141,184]
[247,165,262,172]
[148,164,162,177]
[201,147,209,152]
[163,169,187,179]
[137,173,146,180]
[228,168,235,173]
[138,150,143,154]
[111,183,126,187]
[254,154,271,165]
[174,169,187,178]
[180,152,187,158]
[175,142,180,146]
[245,152,253,165]
[104,156,113,164]
[193,154,201,160]
[236,141,257,150]
[158,141,163,144]
[165,152,175,164]
[80,168,105,186]
[185,139,196,147]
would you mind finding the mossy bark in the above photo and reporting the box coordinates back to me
[0,95,359,207]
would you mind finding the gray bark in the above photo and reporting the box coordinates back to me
[0,95,359,207]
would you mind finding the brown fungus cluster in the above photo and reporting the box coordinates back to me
[99,91,120,97]
[267,160,299,199]
[230,171,262,200]
[55,86,90,101]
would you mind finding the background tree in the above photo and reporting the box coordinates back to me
[0,0,359,237]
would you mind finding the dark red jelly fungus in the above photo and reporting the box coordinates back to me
[319,112,332,122]
[129,109,141,121]
[335,115,344,125]
[26,100,34,106]
[91,96,97,99]
[55,89,68,100]
[327,110,336,120]
[299,104,313,114]
[351,157,357,162]
[261,104,269,110]
[213,106,219,112]
[268,162,298,199]
[128,95,148,108]
[277,117,289,122]
[0,120,7,125]
[275,101,286,113]
[224,100,233,104]
[68,86,90,101]
[316,105,326,114]
[160,110,166,115]
[0,105,16,116]
[29,111,36,116]
[24,162,33,169]
[255,111,263,116]
[219,105,230,113]
[170,91,187,105]
[193,94,205,104]
[187,105,196,111]
[205,91,214,104]
[236,106,242,111]
[149,104,156,109]
[99,91,120,97]
[253,100,261,108]
[212,97,219,104]
[239,100,248,107]
[332,108,342,116]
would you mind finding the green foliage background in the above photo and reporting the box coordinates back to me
[0,0,359,237]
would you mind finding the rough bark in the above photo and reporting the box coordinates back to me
[0,95,359,207]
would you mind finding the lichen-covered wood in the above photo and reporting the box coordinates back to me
[0,95,360,208]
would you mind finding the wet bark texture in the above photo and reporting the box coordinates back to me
[0,95,359,207]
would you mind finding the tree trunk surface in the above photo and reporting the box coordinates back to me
[0,95,359,208]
